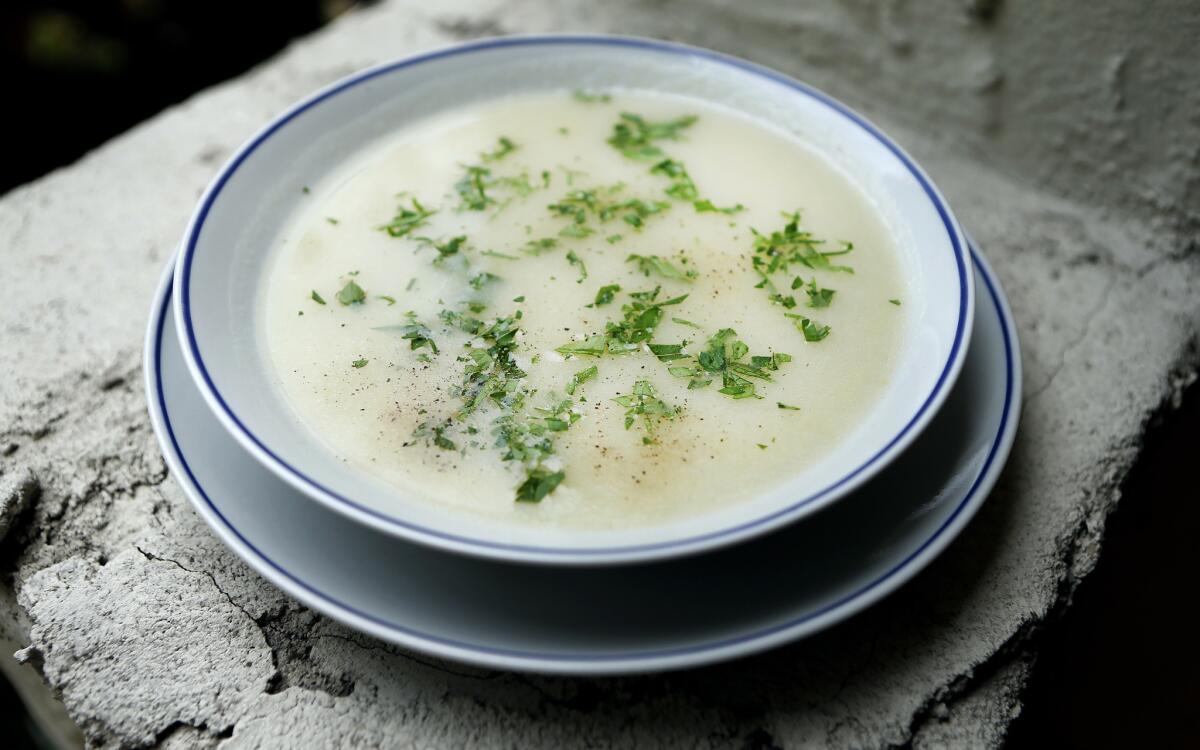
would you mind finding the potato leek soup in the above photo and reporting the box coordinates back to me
[262,90,907,530]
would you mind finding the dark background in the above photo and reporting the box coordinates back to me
[2,2,1196,747]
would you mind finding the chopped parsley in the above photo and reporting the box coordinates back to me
[469,271,501,290]
[665,328,792,399]
[889,298,902,306]
[351,358,368,368]
[557,286,687,357]
[786,315,831,342]
[608,112,698,161]
[572,90,612,104]
[455,165,493,211]
[414,235,467,265]
[566,249,588,283]
[804,279,836,308]
[310,290,326,305]
[626,254,697,282]
[650,159,699,201]
[613,380,678,444]
[547,186,669,231]
[515,467,565,503]
[378,295,397,305]
[522,237,559,256]
[326,217,339,225]
[752,211,855,276]
[381,197,436,238]
[558,223,593,239]
[672,317,701,329]
[694,198,745,214]
[593,284,621,307]
[565,365,599,396]
[481,136,517,162]
[777,402,801,411]
[481,249,519,260]
[512,295,526,302]
[384,311,439,354]
[414,420,457,451]
[336,280,366,305]
[751,211,854,338]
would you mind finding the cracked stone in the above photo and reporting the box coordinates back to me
[16,551,275,748]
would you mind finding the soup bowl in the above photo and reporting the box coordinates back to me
[174,35,973,565]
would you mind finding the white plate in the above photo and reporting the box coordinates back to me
[174,35,973,564]
[146,242,1015,675]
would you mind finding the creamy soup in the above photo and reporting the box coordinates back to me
[262,90,907,530]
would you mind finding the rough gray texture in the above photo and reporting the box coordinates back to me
[1,0,1197,748]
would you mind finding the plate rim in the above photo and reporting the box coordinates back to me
[171,33,975,564]
[146,241,1017,675]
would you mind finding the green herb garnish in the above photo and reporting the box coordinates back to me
[566,249,588,283]
[572,90,612,104]
[778,402,801,410]
[593,284,621,307]
[381,197,436,238]
[414,235,467,265]
[613,380,678,443]
[482,136,517,162]
[786,315,831,342]
[377,295,396,305]
[352,358,368,368]
[515,467,565,503]
[608,112,698,161]
[694,199,744,214]
[626,254,697,282]
[455,165,493,211]
[469,272,501,290]
[889,298,902,306]
[481,249,519,260]
[565,365,599,396]
[414,420,457,451]
[336,280,366,305]
[664,328,792,399]
[310,290,326,305]
[522,237,559,256]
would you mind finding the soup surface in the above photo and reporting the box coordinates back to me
[262,90,907,530]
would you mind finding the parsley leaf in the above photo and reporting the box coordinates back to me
[594,284,621,307]
[565,365,599,396]
[786,314,831,342]
[608,112,698,161]
[455,165,493,211]
[694,199,744,214]
[380,197,436,238]
[336,280,366,305]
[626,253,698,282]
[352,358,368,368]
[482,136,517,162]
[310,290,326,305]
[572,90,611,104]
[566,249,588,283]
[469,271,501,290]
[613,380,678,443]
[515,467,565,503]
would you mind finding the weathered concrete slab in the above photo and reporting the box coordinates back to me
[2,1,1197,748]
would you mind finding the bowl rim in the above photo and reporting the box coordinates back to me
[174,33,974,565]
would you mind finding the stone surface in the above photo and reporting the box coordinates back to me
[1,0,1197,748]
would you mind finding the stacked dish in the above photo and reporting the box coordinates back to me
[145,36,1020,674]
